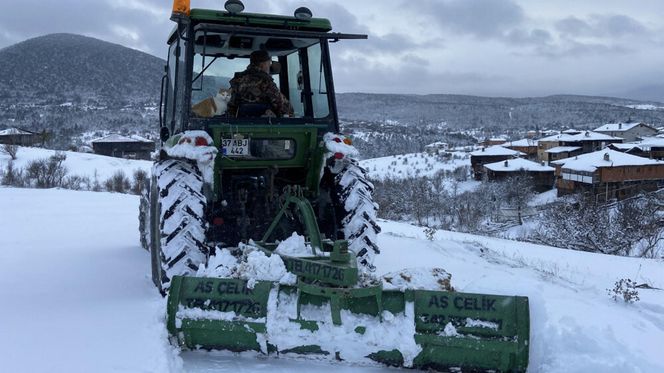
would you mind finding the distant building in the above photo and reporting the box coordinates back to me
[484,158,555,192]
[482,137,507,147]
[544,146,583,163]
[470,145,525,180]
[537,131,622,162]
[608,137,664,160]
[0,127,42,146]
[424,141,449,155]
[594,122,658,142]
[91,134,155,160]
[502,138,538,160]
[551,149,664,200]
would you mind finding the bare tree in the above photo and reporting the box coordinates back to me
[0,143,19,160]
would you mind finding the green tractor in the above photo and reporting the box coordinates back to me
[139,1,530,371]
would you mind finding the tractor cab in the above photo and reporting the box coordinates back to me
[160,1,366,139]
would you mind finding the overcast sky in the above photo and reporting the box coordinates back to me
[2,0,664,98]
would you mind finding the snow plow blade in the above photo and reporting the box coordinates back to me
[167,275,529,372]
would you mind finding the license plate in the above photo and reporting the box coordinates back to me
[221,138,250,156]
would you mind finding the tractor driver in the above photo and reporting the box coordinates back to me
[228,50,294,118]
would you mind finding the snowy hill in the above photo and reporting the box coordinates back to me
[0,146,152,182]
[360,151,471,181]
[0,33,163,106]
[1,187,662,372]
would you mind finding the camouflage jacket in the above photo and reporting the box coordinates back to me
[229,65,293,117]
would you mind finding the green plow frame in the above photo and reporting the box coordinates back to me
[166,193,530,371]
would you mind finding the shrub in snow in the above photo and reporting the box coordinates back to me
[608,278,640,304]
[131,169,148,195]
[0,143,19,160]
[423,226,436,241]
[104,170,131,193]
[24,152,67,188]
[1,161,25,187]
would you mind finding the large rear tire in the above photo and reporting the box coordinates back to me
[150,159,209,293]
[335,159,381,274]
[138,183,151,252]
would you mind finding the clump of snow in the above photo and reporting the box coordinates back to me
[196,248,238,278]
[265,287,422,367]
[274,233,314,257]
[440,322,460,337]
[196,246,297,288]
[238,250,297,288]
[176,305,266,328]
[163,130,218,184]
[382,268,453,291]
[465,318,499,330]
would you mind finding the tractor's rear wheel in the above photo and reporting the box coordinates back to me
[138,183,151,252]
[149,159,209,293]
[335,159,381,274]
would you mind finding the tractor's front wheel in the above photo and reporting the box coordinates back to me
[148,159,209,293]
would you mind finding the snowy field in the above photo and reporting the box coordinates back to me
[360,152,470,181]
[0,146,152,181]
[1,187,663,372]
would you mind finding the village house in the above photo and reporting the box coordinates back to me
[551,149,664,200]
[0,127,42,146]
[594,122,658,142]
[543,146,584,163]
[470,145,525,180]
[482,137,507,147]
[424,141,449,155]
[502,138,538,160]
[484,157,555,192]
[91,134,155,160]
[608,137,664,160]
[537,131,622,162]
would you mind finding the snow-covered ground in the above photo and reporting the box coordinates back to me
[0,146,152,181]
[359,152,469,181]
[1,186,663,372]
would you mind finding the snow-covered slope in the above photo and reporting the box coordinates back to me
[1,187,663,372]
[359,152,470,181]
[0,146,152,181]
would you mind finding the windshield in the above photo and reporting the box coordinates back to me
[189,30,331,120]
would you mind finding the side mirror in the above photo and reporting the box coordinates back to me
[270,61,281,75]
[160,126,170,142]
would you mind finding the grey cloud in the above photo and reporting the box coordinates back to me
[506,28,552,46]
[333,54,509,94]
[603,15,647,37]
[534,40,632,59]
[555,14,648,38]
[0,0,173,56]
[272,1,422,53]
[418,0,525,39]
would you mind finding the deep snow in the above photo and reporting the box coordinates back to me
[1,187,663,372]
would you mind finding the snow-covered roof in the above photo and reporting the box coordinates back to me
[545,146,581,154]
[610,137,664,152]
[502,138,537,147]
[562,129,582,134]
[484,158,554,172]
[594,122,651,132]
[91,134,152,143]
[538,131,622,143]
[551,149,664,172]
[0,127,33,136]
[470,145,525,157]
[425,141,448,148]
